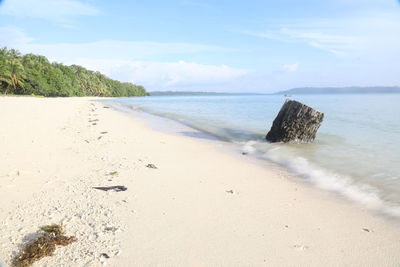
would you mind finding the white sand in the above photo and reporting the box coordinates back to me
[0,97,399,267]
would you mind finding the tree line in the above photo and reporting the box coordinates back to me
[0,47,148,97]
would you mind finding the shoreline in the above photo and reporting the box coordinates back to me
[1,97,400,266]
[106,98,400,220]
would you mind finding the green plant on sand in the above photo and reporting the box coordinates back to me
[12,224,77,267]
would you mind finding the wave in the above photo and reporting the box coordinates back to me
[240,140,400,218]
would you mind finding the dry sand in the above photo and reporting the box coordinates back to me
[0,96,399,267]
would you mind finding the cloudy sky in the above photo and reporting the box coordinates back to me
[1,0,400,92]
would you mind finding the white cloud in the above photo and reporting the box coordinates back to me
[22,40,230,62]
[242,27,359,56]
[0,0,100,21]
[0,27,247,91]
[283,63,299,72]
[71,58,248,91]
[241,10,400,59]
[280,28,358,56]
[0,28,231,62]
[0,26,34,47]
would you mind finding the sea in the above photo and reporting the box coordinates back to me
[108,93,400,217]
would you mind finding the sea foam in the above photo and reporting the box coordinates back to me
[254,143,400,218]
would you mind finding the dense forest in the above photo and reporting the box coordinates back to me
[0,47,148,97]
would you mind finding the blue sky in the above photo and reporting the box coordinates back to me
[1,0,400,92]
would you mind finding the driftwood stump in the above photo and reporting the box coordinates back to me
[266,100,324,143]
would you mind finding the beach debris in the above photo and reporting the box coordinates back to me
[100,253,110,259]
[103,106,110,109]
[241,152,248,155]
[114,250,122,256]
[225,190,234,194]
[293,244,309,251]
[104,226,119,232]
[97,136,102,140]
[105,171,119,176]
[146,164,157,169]
[362,228,371,232]
[93,185,127,192]
[12,224,76,267]
[92,123,97,125]
[7,170,22,177]
[100,131,108,134]
[266,100,324,143]
[84,140,90,143]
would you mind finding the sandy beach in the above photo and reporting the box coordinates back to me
[0,96,399,267]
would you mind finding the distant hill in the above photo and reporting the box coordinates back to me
[276,87,400,95]
[149,91,252,96]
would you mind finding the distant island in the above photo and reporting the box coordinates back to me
[149,91,267,96]
[275,87,400,95]
[0,47,148,97]
[149,91,235,96]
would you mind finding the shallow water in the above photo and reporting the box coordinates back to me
[110,94,400,216]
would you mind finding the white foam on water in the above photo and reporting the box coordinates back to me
[241,141,257,154]
[255,144,400,218]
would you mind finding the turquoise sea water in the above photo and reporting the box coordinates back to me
[110,94,400,216]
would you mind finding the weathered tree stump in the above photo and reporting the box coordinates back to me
[266,100,324,143]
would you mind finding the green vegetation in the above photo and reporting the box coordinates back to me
[12,224,77,267]
[0,47,148,97]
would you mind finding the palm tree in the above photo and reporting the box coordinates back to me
[0,59,25,94]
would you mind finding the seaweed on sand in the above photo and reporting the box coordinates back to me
[12,224,77,267]
[146,164,157,169]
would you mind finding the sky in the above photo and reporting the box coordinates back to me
[1,0,400,92]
